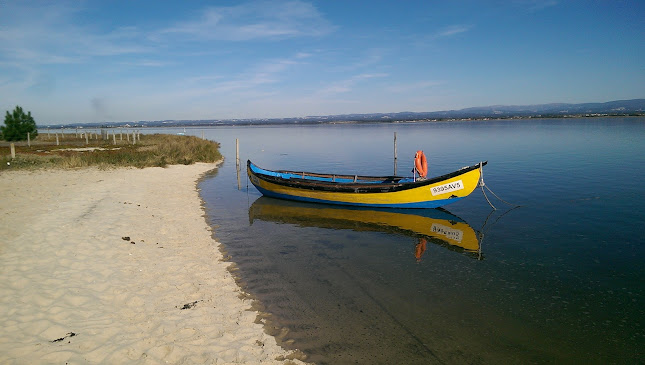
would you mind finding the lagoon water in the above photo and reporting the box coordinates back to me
[166,118,642,364]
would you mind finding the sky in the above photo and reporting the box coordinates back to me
[0,1,643,125]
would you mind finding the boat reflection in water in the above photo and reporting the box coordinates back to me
[248,197,482,261]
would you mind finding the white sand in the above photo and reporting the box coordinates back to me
[0,164,305,364]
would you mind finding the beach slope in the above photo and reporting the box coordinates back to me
[0,163,302,364]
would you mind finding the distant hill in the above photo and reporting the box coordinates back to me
[45,99,645,128]
[449,99,645,117]
[321,99,645,122]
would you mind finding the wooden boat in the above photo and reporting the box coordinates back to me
[247,160,487,209]
[249,197,481,258]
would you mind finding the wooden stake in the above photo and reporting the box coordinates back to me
[10,143,15,159]
[236,139,241,190]
[236,138,240,165]
[393,132,398,176]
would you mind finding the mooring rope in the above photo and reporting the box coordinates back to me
[479,162,521,210]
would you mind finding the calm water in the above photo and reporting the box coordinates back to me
[164,118,643,364]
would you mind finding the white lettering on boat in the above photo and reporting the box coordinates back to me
[430,223,464,242]
[430,180,464,196]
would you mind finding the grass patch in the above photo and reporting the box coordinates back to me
[0,133,222,171]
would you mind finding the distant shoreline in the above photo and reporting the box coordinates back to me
[39,112,645,130]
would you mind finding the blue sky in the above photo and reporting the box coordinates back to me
[1,1,643,125]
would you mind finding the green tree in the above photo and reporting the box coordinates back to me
[1,106,38,141]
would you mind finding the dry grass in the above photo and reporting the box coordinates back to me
[0,133,222,171]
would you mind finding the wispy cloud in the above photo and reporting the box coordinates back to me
[386,81,442,93]
[318,73,389,96]
[158,1,336,41]
[0,4,150,66]
[522,0,558,12]
[181,53,309,96]
[431,25,473,39]
[118,60,173,68]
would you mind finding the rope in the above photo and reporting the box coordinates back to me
[476,202,521,260]
[478,162,521,210]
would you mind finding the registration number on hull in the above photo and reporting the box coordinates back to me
[431,223,464,242]
[430,180,464,196]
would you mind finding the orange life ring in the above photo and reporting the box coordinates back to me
[414,150,428,178]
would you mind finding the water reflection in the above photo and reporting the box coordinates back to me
[248,197,482,260]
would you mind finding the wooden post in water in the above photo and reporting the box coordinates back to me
[236,138,240,165]
[10,143,15,159]
[393,132,398,176]
[236,138,241,190]
[202,130,205,140]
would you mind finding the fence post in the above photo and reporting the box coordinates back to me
[10,143,15,159]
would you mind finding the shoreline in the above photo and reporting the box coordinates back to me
[0,163,305,364]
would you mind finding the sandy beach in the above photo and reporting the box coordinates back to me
[0,163,304,364]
